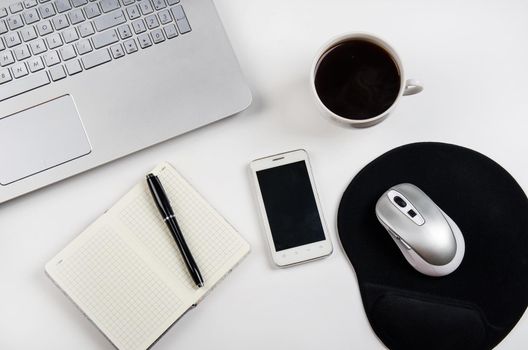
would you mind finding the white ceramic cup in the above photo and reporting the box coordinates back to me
[311,32,423,128]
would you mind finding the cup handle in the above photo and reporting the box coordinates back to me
[403,79,423,96]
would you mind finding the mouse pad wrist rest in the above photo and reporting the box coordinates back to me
[337,142,528,350]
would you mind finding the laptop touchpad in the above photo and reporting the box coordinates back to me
[0,95,91,185]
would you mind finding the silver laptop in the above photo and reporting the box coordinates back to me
[0,0,251,204]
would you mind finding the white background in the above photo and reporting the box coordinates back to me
[1,0,528,349]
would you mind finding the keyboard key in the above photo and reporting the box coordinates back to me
[23,8,40,24]
[0,20,7,34]
[0,0,194,90]
[82,48,111,69]
[145,14,158,29]
[76,38,92,54]
[92,29,118,48]
[152,0,165,10]
[100,0,120,13]
[62,27,79,43]
[84,2,101,18]
[24,0,39,7]
[68,8,85,24]
[151,28,164,43]
[52,14,69,30]
[131,19,145,33]
[94,9,125,31]
[0,68,12,84]
[28,56,45,72]
[163,23,177,38]
[117,24,132,39]
[172,5,190,34]
[20,26,38,41]
[12,62,29,78]
[78,21,94,37]
[65,58,82,74]
[46,33,63,49]
[13,44,31,60]
[176,17,190,34]
[126,5,140,20]
[49,64,66,80]
[0,51,15,66]
[137,32,151,48]
[59,44,76,60]
[38,3,56,18]
[54,0,72,13]
[123,38,137,53]
[158,9,171,24]
[9,2,24,13]
[171,3,184,18]
[43,50,61,66]
[29,38,47,54]
[71,0,88,7]
[110,43,124,58]
[0,70,50,101]
[7,14,24,30]
[138,0,153,15]
[0,8,8,18]
[36,20,54,35]
[5,32,22,48]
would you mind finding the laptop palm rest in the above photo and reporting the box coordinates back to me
[0,95,92,185]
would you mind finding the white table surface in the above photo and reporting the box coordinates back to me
[2,0,528,349]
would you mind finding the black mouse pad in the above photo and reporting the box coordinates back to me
[337,142,528,350]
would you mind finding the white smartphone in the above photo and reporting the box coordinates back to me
[250,149,333,267]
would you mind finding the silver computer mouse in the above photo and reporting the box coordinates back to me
[375,183,465,277]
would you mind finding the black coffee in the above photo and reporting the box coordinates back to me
[314,39,401,120]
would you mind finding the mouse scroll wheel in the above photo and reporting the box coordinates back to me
[394,196,407,208]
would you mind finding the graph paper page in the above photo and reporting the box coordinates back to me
[46,163,250,350]
[115,163,250,296]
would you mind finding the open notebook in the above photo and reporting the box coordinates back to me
[46,163,250,350]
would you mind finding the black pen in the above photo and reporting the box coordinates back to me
[146,173,204,288]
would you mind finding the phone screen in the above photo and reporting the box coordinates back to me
[256,160,326,251]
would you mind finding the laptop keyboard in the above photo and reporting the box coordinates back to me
[0,0,191,102]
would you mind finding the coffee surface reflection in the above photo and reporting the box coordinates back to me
[314,39,401,120]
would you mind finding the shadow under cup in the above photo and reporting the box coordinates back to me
[314,38,402,121]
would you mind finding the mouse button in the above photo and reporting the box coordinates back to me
[394,184,430,206]
[376,196,407,226]
[387,188,427,226]
[383,214,411,241]
[407,189,447,221]
[409,228,457,266]
[398,238,412,250]
[383,225,412,250]
[392,183,427,203]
